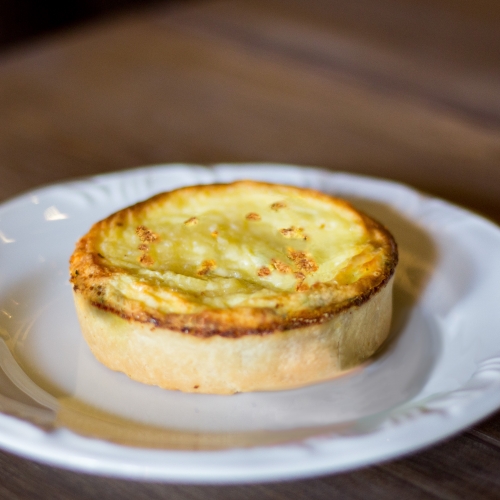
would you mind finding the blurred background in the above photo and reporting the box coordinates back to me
[0,0,167,50]
[0,2,500,498]
[0,0,498,217]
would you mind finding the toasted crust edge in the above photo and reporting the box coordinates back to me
[73,276,394,394]
[69,180,398,338]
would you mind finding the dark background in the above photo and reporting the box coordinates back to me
[0,0,170,50]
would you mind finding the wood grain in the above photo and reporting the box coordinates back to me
[0,0,499,497]
[1,417,500,500]
[0,0,498,216]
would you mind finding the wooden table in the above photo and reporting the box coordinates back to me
[0,0,499,497]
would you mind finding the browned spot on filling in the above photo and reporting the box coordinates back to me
[257,266,271,277]
[139,254,154,266]
[292,271,309,291]
[138,243,149,251]
[246,212,261,221]
[197,259,217,276]
[136,225,159,242]
[279,226,307,240]
[271,201,287,211]
[184,217,198,226]
[211,230,219,238]
[271,258,292,274]
[296,281,310,292]
[288,248,319,274]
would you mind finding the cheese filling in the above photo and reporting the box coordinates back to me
[92,185,383,312]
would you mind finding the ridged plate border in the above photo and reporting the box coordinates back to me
[0,163,499,483]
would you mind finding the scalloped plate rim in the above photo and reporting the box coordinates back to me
[0,163,499,483]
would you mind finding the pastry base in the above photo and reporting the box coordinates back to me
[73,277,394,394]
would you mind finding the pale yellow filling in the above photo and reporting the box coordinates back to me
[95,187,379,312]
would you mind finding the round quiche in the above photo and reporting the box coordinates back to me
[69,180,398,394]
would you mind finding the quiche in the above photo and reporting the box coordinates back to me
[69,180,398,394]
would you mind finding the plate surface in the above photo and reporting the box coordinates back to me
[0,163,500,483]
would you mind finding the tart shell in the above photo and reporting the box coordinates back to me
[70,180,398,394]
[73,276,393,394]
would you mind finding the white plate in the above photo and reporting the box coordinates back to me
[0,163,499,484]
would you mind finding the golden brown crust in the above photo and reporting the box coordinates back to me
[70,180,398,393]
[70,180,398,339]
[72,276,394,394]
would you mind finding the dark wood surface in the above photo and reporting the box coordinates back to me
[0,0,499,497]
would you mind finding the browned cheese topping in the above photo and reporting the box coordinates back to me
[136,225,159,242]
[287,248,319,274]
[270,201,287,211]
[279,226,308,240]
[257,266,271,277]
[75,181,396,314]
[295,280,310,292]
[271,258,292,274]
[197,259,217,276]
[246,212,261,221]
[139,254,155,266]
[136,225,158,266]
